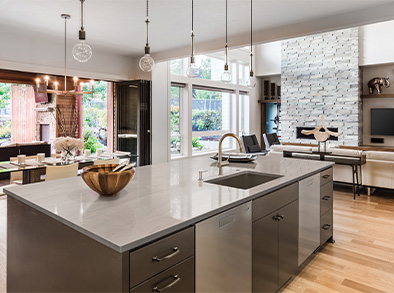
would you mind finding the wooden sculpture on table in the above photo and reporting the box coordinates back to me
[301,115,342,153]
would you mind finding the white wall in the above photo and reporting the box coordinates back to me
[151,62,170,164]
[359,20,394,66]
[255,41,281,76]
[0,26,134,81]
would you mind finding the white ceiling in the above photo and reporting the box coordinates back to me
[1,0,394,61]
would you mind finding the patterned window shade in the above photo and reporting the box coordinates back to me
[11,85,36,143]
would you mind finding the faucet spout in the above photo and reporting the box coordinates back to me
[218,133,244,174]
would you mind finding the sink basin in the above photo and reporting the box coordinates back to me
[205,171,283,190]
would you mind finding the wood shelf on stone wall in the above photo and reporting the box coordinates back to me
[258,99,282,104]
[361,94,394,99]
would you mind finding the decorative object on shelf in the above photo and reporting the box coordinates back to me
[368,77,390,94]
[270,82,276,99]
[186,0,200,78]
[221,0,232,83]
[53,137,84,162]
[301,115,342,153]
[139,0,155,72]
[81,164,135,196]
[277,85,281,98]
[246,0,256,88]
[73,0,92,63]
[35,14,94,97]
[263,80,270,98]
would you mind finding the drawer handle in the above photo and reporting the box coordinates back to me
[322,195,331,200]
[273,215,284,221]
[322,224,331,230]
[152,247,180,262]
[322,174,331,179]
[153,275,180,292]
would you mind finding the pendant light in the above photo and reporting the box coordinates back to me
[246,0,256,88]
[186,0,200,78]
[139,0,155,72]
[73,0,93,63]
[221,0,232,83]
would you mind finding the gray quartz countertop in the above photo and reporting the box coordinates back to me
[5,155,333,253]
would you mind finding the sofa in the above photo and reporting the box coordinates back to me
[268,144,394,190]
[0,142,51,179]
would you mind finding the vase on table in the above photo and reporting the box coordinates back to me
[61,148,76,162]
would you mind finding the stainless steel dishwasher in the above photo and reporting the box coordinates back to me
[196,201,252,292]
[298,173,320,266]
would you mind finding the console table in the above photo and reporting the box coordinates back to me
[283,150,366,200]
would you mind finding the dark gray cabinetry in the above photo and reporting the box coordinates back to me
[298,174,320,266]
[130,227,194,292]
[252,183,299,293]
[320,168,334,245]
[131,257,194,293]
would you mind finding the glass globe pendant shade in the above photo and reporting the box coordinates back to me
[73,40,92,62]
[221,64,232,83]
[221,70,232,83]
[246,75,256,88]
[186,58,199,78]
[139,53,155,72]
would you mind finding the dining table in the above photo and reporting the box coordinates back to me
[0,151,132,185]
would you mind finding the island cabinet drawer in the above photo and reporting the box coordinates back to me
[320,168,333,186]
[320,183,333,216]
[320,210,333,245]
[252,182,298,222]
[130,227,194,288]
[131,256,194,293]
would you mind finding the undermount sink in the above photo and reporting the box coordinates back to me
[205,171,283,190]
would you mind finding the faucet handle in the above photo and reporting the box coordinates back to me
[198,170,209,181]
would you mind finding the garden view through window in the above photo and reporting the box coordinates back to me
[192,88,232,153]
[0,81,109,152]
[170,86,181,156]
[82,81,108,152]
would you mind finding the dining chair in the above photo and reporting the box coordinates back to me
[93,158,120,165]
[263,132,281,151]
[45,163,79,181]
[241,134,267,155]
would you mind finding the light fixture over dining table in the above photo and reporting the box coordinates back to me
[35,14,94,97]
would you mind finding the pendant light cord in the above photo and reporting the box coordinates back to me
[190,0,194,59]
[224,0,228,67]
[80,0,84,30]
[145,0,150,46]
[225,0,228,45]
[192,0,194,33]
[64,17,67,92]
[250,0,253,75]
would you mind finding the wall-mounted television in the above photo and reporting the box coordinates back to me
[371,108,394,136]
[34,84,48,103]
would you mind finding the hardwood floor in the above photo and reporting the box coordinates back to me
[282,185,394,293]
[0,186,393,292]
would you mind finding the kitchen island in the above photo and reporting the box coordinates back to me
[5,155,334,292]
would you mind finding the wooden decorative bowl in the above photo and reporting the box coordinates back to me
[81,164,135,196]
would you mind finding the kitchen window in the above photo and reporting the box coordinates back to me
[170,85,182,158]
[192,88,234,154]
